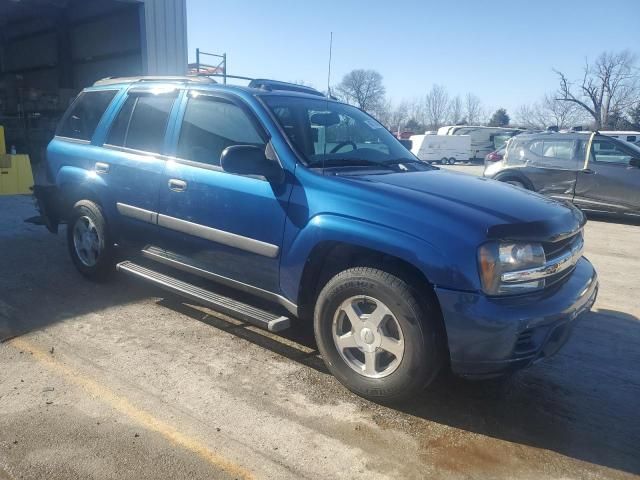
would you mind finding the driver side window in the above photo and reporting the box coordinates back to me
[591,139,633,165]
[177,94,264,166]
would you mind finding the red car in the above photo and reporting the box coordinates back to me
[485,146,505,163]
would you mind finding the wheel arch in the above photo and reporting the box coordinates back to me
[295,240,450,361]
[55,166,111,220]
[493,170,535,190]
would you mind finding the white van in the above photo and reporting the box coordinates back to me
[437,125,523,162]
[410,133,471,164]
[600,131,640,146]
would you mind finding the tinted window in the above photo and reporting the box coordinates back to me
[107,93,175,154]
[526,139,582,169]
[591,139,633,165]
[177,95,264,166]
[57,90,117,141]
[542,140,573,161]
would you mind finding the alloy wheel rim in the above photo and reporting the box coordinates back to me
[73,216,102,267]
[332,295,405,378]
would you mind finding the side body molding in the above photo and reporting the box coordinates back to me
[116,203,280,258]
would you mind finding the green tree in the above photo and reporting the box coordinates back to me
[488,108,510,127]
[404,118,426,133]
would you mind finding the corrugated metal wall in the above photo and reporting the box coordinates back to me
[140,0,188,75]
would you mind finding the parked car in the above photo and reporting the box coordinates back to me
[485,146,506,163]
[34,77,598,402]
[484,132,640,217]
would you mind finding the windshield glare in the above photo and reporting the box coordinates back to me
[262,96,421,169]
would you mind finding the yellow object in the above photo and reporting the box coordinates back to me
[0,126,5,154]
[0,154,34,195]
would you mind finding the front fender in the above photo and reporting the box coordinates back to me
[279,213,476,303]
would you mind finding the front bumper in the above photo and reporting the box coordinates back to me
[435,257,598,377]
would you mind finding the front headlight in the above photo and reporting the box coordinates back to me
[478,242,546,295]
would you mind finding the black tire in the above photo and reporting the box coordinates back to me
[440,157,448,165]
[314,267,444,403]
[66,200,116,281]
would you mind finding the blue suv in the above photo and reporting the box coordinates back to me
[34,76,598,402]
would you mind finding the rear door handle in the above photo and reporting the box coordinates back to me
[168,179,187,192]
[95,162,110,174]
[582,168,595,174]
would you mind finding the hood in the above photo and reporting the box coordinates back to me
[342,169,585,242]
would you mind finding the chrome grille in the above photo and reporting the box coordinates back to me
[542,230,583,259]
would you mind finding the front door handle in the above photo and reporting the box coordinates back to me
[95,162,110,174]
[168,179,187,192]
[582,168,595,174]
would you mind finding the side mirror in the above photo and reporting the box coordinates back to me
[220,145,284,182]
[630,158,640,168]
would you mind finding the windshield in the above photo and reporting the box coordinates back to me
[262,95,429,171]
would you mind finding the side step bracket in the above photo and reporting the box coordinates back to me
[116,261,290,332]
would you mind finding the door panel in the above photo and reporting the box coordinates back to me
[518,138,583,201]
[100,89,178,243]
[574,138,640,214]
[158,162,289,291]
[157,91,291,292]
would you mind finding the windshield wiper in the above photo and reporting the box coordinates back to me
[383,158,436,169]
[306,158,393,169]
[383,158,424,165]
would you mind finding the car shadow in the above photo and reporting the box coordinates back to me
[159,296,640,476]
[0,196,151,342]
[4,195,639,475]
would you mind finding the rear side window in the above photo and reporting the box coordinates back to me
[527,139,581,170]
[57,90,117,141]
[107,93,176,154]
[176,95,264,166]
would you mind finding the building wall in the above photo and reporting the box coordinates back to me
[140,0,188,75]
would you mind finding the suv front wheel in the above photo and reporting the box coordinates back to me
[67,200,116,281]
[314,267,444,403]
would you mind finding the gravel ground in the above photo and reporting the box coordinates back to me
[0,193,639,480]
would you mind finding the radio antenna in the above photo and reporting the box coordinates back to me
[326,32,333,97]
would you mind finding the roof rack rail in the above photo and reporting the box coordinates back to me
[93,76,217,87]
[247,79,325,97]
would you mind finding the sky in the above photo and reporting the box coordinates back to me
[186,0,639,116]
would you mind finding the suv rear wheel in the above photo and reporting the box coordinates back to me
[67,200,115,281]
[314,267,444,403]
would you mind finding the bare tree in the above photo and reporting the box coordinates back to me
[407,98,426,127]
[372,98,393,127]
[449,95,464,124]
[516,94,588,130]
[335,69,386,113]
[424,84,450,129]
[555,50,639,129]
[464,93,483,125]
[389,100,409,133]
